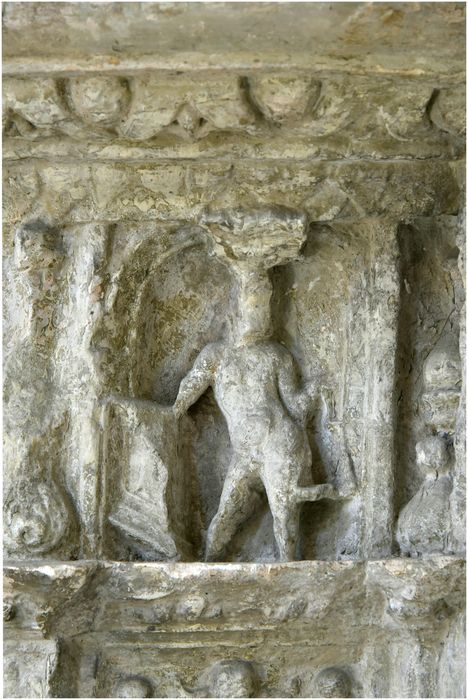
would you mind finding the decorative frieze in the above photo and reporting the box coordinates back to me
[3,558,465,698]
[3,72,465,161]
[2,159,461,227]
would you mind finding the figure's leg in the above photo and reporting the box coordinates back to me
[265,484,339,560]
[295,484,338,502]
[265,485,340,561]
[272,499,300,562]
[205,459,257,561]
[263,473,301,562]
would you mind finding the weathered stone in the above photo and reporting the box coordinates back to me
[3,2,465,698]
[2,558,465,697]
[67,76,130,129]
[396,436,453,556]
[314,667,352,698]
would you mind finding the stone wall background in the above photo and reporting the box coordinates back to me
[3,3,466,698]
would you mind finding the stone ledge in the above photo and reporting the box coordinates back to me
[4,556,465,637]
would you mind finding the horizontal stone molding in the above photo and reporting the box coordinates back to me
[4,556,465,638]
[3,2,465,80]
[3,159,461,226]
[3,73,465,161]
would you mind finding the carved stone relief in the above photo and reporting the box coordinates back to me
[3,2,465,698]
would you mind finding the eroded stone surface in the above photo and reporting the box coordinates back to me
[2,2,465,698]
[2,558,465,698]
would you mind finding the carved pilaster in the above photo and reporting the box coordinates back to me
[360,219,400,558]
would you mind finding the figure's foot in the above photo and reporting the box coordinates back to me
[204,544,226,563]
[204,522,227,562]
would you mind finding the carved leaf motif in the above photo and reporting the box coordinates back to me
[3,78,68,129]
[200,205,307,267]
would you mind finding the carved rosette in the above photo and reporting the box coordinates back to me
[4,479,70,557]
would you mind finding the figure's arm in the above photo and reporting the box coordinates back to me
[173,343,220,417]
[277,350,315,423]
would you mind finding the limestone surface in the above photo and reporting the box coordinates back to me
[2,2,466,698]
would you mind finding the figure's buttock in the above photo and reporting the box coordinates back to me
[212,342,309,461]
[226,409,274,456]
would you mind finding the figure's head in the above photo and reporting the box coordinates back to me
[415,436,450,474]
[209,660,258,698]
[424,344,461,390]
[314,667,352,698]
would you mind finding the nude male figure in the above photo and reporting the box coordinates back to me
[173,264,336,561]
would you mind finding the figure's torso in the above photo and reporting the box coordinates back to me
[212,340,301,456]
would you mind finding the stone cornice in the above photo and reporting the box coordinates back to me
[3,2,465,79]
[3,72,465,162]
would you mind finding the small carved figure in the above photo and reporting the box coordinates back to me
[396,341,460,558]
[396,436,452,557]
[173,207,342,561]
[314,667,352,698]
[420,343,461,434]
[207,660,258,698]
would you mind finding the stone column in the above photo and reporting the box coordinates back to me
[55,224,111,558]
[361,219,400,558]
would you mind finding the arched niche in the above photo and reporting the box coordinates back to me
[128,242,234,403]
[96,225,234,401]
